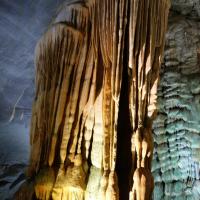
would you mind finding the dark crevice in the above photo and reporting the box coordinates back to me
[116,1,132,199]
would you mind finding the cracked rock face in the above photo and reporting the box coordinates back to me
[152,16,200,200]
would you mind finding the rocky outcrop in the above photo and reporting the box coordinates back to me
[171,0,200,19]
[15,0,170,200]
[152,15,200,200]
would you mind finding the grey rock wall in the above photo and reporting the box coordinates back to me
[171,0,200,18]
[0,1,66,199]
[0,0,66,122]
[152,5,200,200]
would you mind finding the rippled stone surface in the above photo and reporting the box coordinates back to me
[152,15,200,200]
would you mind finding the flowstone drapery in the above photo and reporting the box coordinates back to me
[16,0,170,199]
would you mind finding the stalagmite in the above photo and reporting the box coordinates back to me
[16,0,170,199]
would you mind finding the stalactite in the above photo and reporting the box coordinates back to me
[16,0,170,199]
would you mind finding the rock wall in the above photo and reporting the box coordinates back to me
[152,2,200,199]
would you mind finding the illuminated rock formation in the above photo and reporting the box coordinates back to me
[15,0,170,199]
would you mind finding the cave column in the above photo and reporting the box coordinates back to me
[15,1,171,200]
[128,1,171,200]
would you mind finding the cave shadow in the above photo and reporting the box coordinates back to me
[116,51,132,200]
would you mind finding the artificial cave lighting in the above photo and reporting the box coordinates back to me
[16,0,172,199]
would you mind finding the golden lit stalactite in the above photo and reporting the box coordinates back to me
[129,1,170,200]
[15,0,170,200]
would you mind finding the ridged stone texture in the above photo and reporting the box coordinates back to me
[152,10,200,200]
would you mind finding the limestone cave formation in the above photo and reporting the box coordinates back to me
[15,0,170,199]
[152,12,200,200]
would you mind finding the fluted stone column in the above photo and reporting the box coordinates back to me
[15,1,170,199]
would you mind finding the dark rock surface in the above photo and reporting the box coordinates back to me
[0,0,67,122]
[0,0,66,199]
[171,0,200,19]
